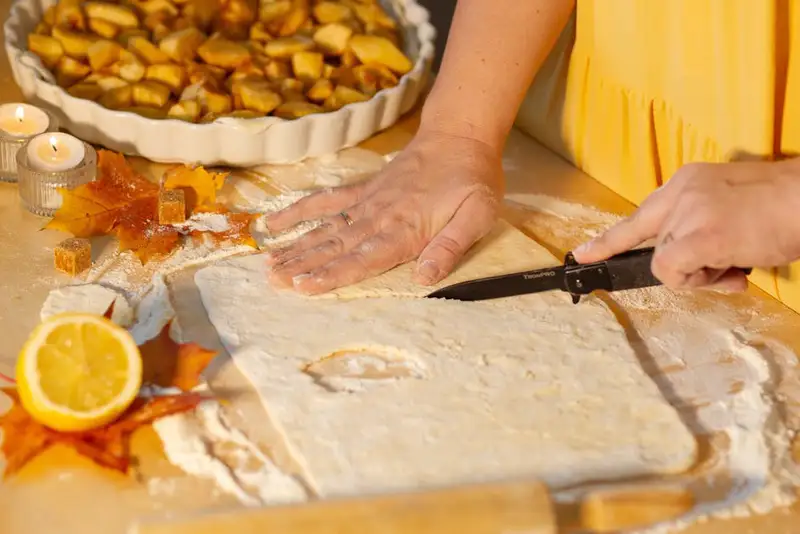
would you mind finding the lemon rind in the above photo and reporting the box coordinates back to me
[18,312,142,421]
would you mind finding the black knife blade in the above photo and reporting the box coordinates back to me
[426,247,752,303]
[425,265,569,302]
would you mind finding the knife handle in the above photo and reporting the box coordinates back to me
[602,247,754,289]
[564,247,754,303]
[602,247,662,292]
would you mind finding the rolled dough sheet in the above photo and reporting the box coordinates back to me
[194,221,697,497]
[313,221,560,299]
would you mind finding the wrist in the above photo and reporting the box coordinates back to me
[418,91,509,155]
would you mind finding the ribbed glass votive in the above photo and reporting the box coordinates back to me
[0,108,59,183]
[17,142,97,217]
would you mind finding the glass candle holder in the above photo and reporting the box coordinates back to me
[0,108,59,183]
[17,141,97,217]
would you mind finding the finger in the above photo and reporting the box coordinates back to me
[265,184,367,233]
[703,269,749,293]
[573,186,676,263]
[672,267,728,289]
[413,192,496,285]
[265,203,369,266]
[664,267,748,291]
[292,231,415,295]
[265,220,341,267]
[651,231,730,288]
[267,219,376,287]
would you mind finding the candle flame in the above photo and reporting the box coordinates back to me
[49,135,58,153]
[15,106,24,122]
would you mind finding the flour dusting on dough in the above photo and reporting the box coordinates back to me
[252,148,386,191]
[506,193,800,530]
[172,213,231,234]
[196,237,698,498]
[35,148,800,531]
[153,401,307,506]
[40,284,134,327]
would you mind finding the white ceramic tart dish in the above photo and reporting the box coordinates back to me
[4,0,435,166]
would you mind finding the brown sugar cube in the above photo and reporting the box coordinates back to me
[54,238,92,276]
[158,189,186,224]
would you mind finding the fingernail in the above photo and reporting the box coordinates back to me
[292,273,312,287]
[417,260,440,284]
[265,248,289,265]
[573,241,593,256]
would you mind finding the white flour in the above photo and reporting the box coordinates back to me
[505,192,622,242]
[33,152,800,531]
[252,148,387,191]
[241,189,325,249]
[40,284,134,327]
[82,240,254,307]
[506,193,620,225]
[153,400,307,506]
[505,194,800,530]
[172,213,231,234]
[630,327,800,532]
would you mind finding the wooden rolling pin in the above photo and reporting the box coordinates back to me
[132,480,694,534]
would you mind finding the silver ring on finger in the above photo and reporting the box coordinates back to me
[340,211,354,227]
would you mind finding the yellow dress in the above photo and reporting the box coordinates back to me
[516,0,800,312]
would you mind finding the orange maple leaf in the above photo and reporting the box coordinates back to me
[162,165,227,213]
[190,208,259,249]
[46,151,180,262]
[139,321,218,392]
[46,151,245,263]
[46,151,155,237]
[0,388,207,477]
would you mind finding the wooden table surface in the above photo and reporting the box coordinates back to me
[1,2,800,532]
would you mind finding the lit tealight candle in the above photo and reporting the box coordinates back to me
[26,133,86,173]
[0,103,49,138]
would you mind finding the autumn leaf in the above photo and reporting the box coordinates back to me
[190,208,259,249]
[113,195,181,263]
[46,151,156,237]
[46,151,178,262]
[0,388,207,477]
[163,165,227,213]
[139,321,218,392]
[117,393,212,429]
[46,151,242,264]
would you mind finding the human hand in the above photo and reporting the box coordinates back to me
[263,129,504,294]
[572,159,800,291]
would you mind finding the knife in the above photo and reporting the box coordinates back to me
[426,247,752,303]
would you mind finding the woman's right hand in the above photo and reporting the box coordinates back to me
[264,128,505,295]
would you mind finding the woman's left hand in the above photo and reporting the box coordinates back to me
[572,159,800,291]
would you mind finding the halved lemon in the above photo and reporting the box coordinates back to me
[16,313,142,432]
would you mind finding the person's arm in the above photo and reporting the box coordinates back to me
[265,0,575,295]
[421,0,575,151]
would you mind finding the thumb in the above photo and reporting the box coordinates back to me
[414,193,496,285]
[573,189,673,263]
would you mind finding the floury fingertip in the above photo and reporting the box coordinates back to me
[416,260,440,285]
[572,240,593,257]
[292,273,312,287]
